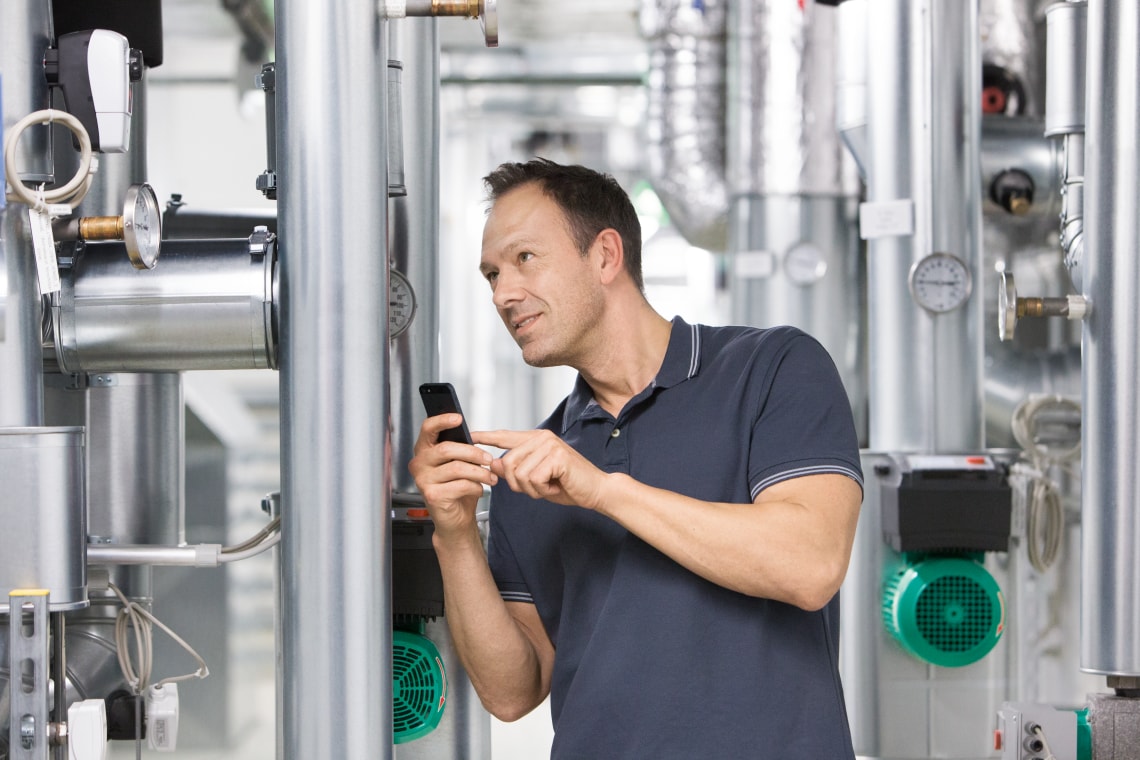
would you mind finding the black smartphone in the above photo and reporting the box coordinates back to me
[419,382,473,445]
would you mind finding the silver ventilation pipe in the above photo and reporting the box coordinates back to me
[277,1,394,757]
[727,0,864,435]
[862,0,984,452]
[640,0,729,252]
[1081,0,1140,683]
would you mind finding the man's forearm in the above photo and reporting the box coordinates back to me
[432,527,550,721]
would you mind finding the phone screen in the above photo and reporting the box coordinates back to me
[419,382,473,444]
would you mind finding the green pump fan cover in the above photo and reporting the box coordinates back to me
[392,630,448,743]
[882,556,1005,668]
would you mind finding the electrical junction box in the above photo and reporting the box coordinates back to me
[879,454,1012,552]
[996,701,1084,760]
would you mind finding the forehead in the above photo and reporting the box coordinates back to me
[481,184,572,257]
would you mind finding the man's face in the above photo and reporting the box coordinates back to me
[479,183,605,367]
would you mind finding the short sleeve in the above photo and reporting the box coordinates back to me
[747,333,863,499]
[486,487,535,605]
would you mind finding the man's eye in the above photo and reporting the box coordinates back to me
[485,271,498,285]
[519,252,534,263]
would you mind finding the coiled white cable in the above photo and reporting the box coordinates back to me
[3,108,95,210]
[1010,395,1081,573]
[109,582,210,693]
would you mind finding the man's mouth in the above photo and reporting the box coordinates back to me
[513,315,539,332]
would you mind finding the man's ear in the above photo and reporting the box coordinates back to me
[594,228,625,286]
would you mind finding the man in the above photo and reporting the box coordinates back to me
[408,159,863,758]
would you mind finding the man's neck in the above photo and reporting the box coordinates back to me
[577,308,673,417]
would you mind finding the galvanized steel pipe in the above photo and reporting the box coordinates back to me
[1080,0,1140,679]
[863,0,984,452]
[276,1,394,757]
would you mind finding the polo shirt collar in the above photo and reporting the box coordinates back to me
[560,316,700,433]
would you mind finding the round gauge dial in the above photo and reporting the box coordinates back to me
[389,268,417,339]
[909,252,972,313]
[123,183,161,270]
[783,242,827,286]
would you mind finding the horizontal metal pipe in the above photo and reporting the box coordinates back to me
[51,235,277,372]
[87,544,222,567]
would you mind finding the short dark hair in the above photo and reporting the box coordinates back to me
[483,158,644,292]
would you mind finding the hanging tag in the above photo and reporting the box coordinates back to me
[28,206,62,295]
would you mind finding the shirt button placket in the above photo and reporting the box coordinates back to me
[605,424,629,472]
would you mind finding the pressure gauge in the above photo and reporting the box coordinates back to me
[389,268,417,339]
[783,242,827,286]
[123,183,161,270]
[908,252,972,313]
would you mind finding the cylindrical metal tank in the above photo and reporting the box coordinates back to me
[53,236,277,373]
[0,427,87,612]
[1081,0,1140,679]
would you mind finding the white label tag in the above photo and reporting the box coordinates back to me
[859,199,915,239]
[733,250,776,279]
[28,206,61,295]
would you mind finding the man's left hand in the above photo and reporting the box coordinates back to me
[474,429,607,510]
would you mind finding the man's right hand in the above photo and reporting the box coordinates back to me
[408,413,498,538]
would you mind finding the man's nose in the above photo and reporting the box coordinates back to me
[491,270,524,308]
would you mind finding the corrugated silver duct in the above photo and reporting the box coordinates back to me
[1081,0,1140,680]
[862,0,984,452]
[640,0,728,251]
[277,1,394,757]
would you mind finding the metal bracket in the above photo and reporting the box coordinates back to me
[8,590,50,760]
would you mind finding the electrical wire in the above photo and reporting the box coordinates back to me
[222,515,281,555]
[1031,723,1058,760]
[3,109,95,210]
[108,582,210,694]
[1010,395,1081,573]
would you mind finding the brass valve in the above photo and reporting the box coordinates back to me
[998,271,1089,341]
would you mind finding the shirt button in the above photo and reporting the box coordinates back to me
[610,428,621,438]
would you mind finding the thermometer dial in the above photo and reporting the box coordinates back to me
[909,252,972,313]
[389,268,417,339]
[123,183,161,270]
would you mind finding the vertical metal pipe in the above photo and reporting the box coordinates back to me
[0,0,52,428]
[389,18,440,494]
[864,0,984,452]
[277,2,393,757]
[1081,0,1140,678]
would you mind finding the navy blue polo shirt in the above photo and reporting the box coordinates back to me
[487,317,863,759]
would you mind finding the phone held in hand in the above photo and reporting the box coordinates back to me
[419,382,474,444]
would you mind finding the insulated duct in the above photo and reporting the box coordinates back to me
[861,0,984,452]
[1081,0,1140,680]
[726,0,864,435]
[640,0,728,251]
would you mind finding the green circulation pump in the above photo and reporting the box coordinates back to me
[393,629,448,743]
[882,556,1005,667]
